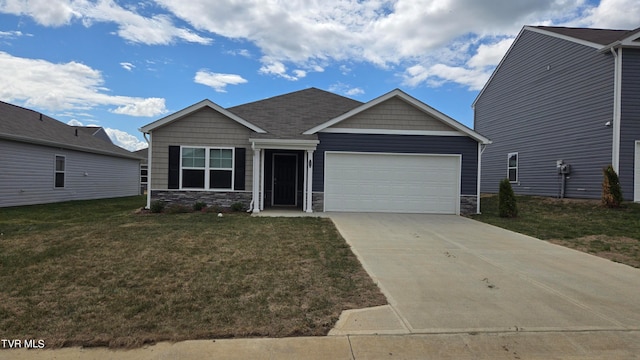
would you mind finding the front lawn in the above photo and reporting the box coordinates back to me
[0,196,386,348]
[471,195,640,268]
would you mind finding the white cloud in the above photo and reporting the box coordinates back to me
[402,64,490,91]
[582,0,640,29]
[0,0,212,45]
[0,30,31,39]
[111,97,167,117]
[329,82,365,97]
[67,119,83,126]
[0,51,168,116]
[467,38,515,68]
[120,62,135,71]
[194,70,248,92]
[104,128,148,151]
[259,59,299,81]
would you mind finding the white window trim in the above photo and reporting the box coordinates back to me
[507,152,518,183]
[54,154,66,189]
[179,146,235,190]
[140,164,148,185]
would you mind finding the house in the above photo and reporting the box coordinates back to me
[140,88,490,214]
[0,101,143,207]
[474,25,640,200]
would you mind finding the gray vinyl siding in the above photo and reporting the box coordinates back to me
[619,48,640,200]
[1,139,140,207]
[331,97,455,131]
[149,107,253,190]
[313,133,478,195]
[475,29,614,199]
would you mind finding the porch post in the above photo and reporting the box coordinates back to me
[252,147,261,214]
[305,150,314,213]
[260,149,265,211]
[302,151,308,211]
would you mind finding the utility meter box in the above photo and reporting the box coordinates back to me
[560,164,571,175]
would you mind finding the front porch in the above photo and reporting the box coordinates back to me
[249,138,319,214]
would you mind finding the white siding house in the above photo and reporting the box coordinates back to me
[0,101,142,207]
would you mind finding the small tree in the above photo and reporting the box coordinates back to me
[602,165,623,208]
[498,178,518,218]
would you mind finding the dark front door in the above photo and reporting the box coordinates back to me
[273,154,298,206]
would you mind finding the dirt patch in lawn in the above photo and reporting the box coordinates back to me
[548,235,640,268]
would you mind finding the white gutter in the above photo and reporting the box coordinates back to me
[611,47,622,173]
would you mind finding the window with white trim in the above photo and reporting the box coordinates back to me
[507,152,518,182]
[55,155,65,188]
[181,147,234,190]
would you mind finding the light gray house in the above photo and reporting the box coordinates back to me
[0,101,143,207]
[474,26,640,200]
[140,88,490,215]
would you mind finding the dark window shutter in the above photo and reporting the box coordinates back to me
[234,147,246,190]
[168,146,180,189]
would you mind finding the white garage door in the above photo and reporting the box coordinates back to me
[324,152,460,214]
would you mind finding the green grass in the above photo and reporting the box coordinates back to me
[471,195,640,268]
[0,196,386,348]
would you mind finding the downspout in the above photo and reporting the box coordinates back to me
[143,132,152,210]
[610,47,622,173]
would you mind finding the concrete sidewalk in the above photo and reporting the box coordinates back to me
[4,331,640,359]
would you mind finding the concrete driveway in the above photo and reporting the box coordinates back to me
[329,213,640,335]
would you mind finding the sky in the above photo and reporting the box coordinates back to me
[0,0,638,151]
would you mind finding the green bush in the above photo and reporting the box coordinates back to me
[602,165,623,208]
[230,202,246,212]
[498,178,518,218]
[150,200,166,213]
[193,201,207,211]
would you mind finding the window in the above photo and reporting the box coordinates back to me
[140,164,148,185]
[507,152,518,182]
[181,147,234,190]
[55,155,65,188]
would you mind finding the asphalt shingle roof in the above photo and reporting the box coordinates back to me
[228,87,363,139]
[0,101,141,160]
[533,26,638,46]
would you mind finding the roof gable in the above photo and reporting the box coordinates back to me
[305,89,491,144]
[0,101,140,159]
[140,99,266,134]
[228,88,362,139]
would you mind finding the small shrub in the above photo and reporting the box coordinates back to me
[602,165,623,208]
[165,204,193,214]
[150,200,166,213]
[498,178,518,218]
[230,202,246,212]
[193,201,207,211]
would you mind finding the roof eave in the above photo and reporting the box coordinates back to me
[0,132,142,160]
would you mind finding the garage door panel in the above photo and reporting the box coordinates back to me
[324,152,460,214]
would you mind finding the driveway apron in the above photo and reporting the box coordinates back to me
[329,213,640,334]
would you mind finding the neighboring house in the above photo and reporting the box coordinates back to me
[73,126,113,143]
[0,101,143,207]
[140,88,490,215]
[474,25,640,200]
[134,147,149,194]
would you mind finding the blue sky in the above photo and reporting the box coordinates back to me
[1,0,638,150]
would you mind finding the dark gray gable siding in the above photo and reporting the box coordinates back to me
[475,29,614,199]
[619,49,640,200]
[313,133,478,195]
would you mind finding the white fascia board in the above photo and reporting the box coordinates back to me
[307,89,491,144]
[140,99,266,134]
[249,138,319,151]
